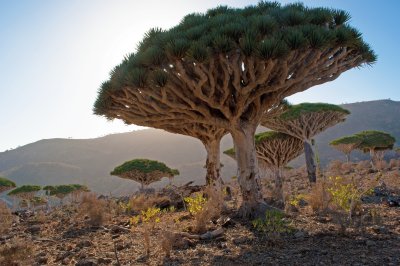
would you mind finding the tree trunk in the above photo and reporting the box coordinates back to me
[272,167,283,203]
[204,138,223,187]
[231,124,266,218]
[304,140,317,183]
[345,153,350,163]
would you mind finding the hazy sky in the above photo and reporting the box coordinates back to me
[0,0,399,152]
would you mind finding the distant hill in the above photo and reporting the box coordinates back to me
[0,99,399,195]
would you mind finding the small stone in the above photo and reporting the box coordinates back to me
[98,258,113,264]
[77,240,93,248]
[233,237,247,245]
[75,258,98,266]
[26,225,41,234]
[366,240,376,247]
[36,256,48,264]
[294,231,306,239]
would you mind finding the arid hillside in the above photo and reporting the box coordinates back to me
[0,100,399,195]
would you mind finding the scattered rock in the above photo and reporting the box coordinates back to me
[35,256,48,264]
[77,240,93,248]
[366,240,376,247]
[76,258,98,266]
[98,257,113,264]
[294,231,308,239]
[233,237,247,245]
[26,225,41,234]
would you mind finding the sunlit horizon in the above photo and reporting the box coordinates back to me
[1,0,399,152]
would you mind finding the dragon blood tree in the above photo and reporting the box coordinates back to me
[225,131,303,202]
[111,159,179,189]
[93,2,375,216]
[0,176,16,193]
[354,130,396,164]
[161,100,287,187]
[8,185,41,209]
[44,184,89,204]
[330,135,362,162]
[262,103,350,183]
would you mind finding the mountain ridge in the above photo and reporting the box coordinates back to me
[1,99,399,195]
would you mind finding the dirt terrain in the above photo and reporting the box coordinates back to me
[1,162,400,265]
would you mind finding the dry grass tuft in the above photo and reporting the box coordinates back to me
[79,193,108,226]
[0,201,13,235]
[0,238,33,265]
[306,180,331,213]
[129,194,170,213]
[194,186,224,233]
[161,230,176,258]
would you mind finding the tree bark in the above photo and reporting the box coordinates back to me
[204,138,223,187]
[231,123,265,218]
[304,140,317,183]
[345,153,350,163]
[272,168,284,203]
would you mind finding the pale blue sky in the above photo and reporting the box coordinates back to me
[0,0,399,152]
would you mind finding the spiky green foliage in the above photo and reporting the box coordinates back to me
[354,130,396,152]
[44,184,89,196]
[0,177,16,188]
[94,2,376,116]
[255,131,290,144]
[111,159,179,176]
[225,131,300,157]
[8,185,41,196]
[330,135,363,146]
[280,103,350,121]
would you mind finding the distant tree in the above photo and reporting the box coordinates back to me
[262,103,350,183]
[330,135,362,162]
[111,159,179,189]
[354,130,396,164]
[225,131,303,202]
[44,184,89,204]
[94,2,375,217]
[8,185,41,209]
[0,177,16,193]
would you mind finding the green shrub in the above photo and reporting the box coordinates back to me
[252,210,292,234]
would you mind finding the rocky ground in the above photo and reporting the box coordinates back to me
[1,165,400,265]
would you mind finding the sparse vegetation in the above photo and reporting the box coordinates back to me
[78,193,108,226]
[0,201,13,234]
[0,176,16,193]
[111,159,179,189]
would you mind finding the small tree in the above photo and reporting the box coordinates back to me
[330,135,362,162]
[111,159,179,190]
[44,184,89,205]
[94,2,375,217]
[8,185,41,209]
[0,177,16,193]
[354,130,396,165]
[262,103,350,183]
[225,131,303,202]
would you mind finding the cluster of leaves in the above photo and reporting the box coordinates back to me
[8,185,41,196]
[288,194,307,207]
[330,135,362,146]
[43,184,89,196]
[252,210,292,233]
[255,131,293,144]
[327,176,362,212]
[184,192,207,215]
[331,130,396,153]
[355,130,396,152]
[0,177,16,188]
[280,103,350,121]
[130,207,162,225]
[111,159,179,176]
[94,2,375,114]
